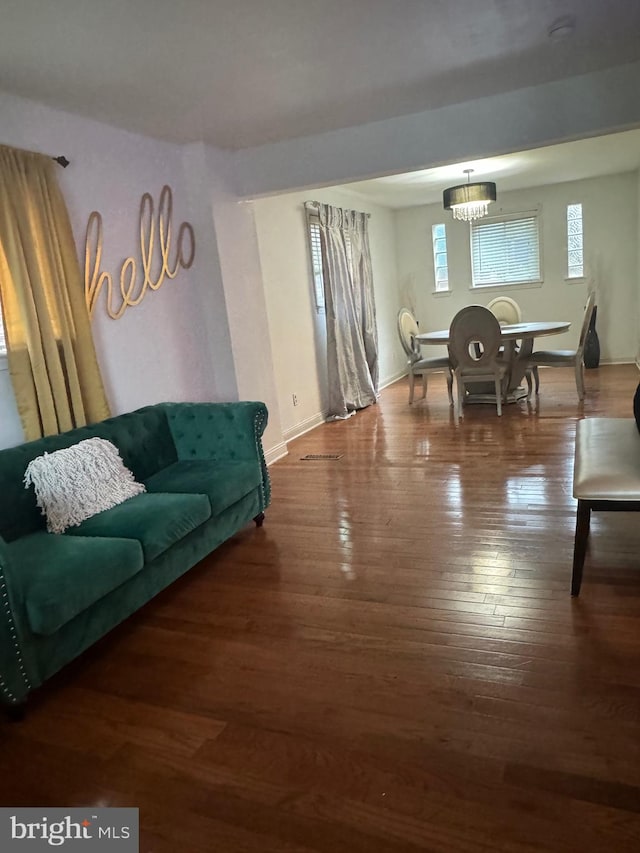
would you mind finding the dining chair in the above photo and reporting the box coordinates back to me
[397,308,453,405]
[486,295,522,354]
[448,305,508,419]
[524,292,596,401]
[486,296,523,326]
[486,295,536,393]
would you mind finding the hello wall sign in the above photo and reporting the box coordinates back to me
[84,185,196,320]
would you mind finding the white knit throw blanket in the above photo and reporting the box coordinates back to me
[24,437,146,534]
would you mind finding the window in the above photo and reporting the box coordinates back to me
[567,203,584,278]
[432,223,449,292]
[307,219,326,311]
[309,220,324,310]
[471,213,541,287]
[307,217,354,311]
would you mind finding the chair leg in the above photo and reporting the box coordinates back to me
[525,370,533,399]
[571,500,591,596]
[533,366,540,394]
[576,360,585,401]
[494,377,503,416]
[456,375,464,420]
[408,370,415,404]
[446,371,454,406]
[422,372,428,399]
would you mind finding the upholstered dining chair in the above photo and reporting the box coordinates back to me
[523,291,596,402]
[486,296,523,326]
[397,308,453,405]
[487,294,535,391]
[448,305,508,419]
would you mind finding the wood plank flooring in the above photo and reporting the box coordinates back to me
[3,364,640,852]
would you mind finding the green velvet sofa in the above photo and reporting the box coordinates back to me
[0,400,270,713]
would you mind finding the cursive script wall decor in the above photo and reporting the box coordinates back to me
[84,185,196,320]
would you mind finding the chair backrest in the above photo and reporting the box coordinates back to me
[448,305,502,370]
[486,296,522,326]
[397,308,420,359]
[577,291,596,352]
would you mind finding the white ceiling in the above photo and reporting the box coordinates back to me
[1,0,640,150]
[343,128,640,209]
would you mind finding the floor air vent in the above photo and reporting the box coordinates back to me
[300,453,343,461]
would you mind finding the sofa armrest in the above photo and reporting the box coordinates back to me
[0,537,33,706]
[163,401,270,509]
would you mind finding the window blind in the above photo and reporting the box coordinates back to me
[471,215,540,286]
[307,218,354,310]
[308,220,326,310]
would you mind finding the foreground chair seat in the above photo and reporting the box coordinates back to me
[571,417,640,595]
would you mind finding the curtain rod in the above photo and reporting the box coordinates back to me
[0,143,70,167]
[305,200,370,218]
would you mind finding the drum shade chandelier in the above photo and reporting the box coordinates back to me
[443,169,497,222]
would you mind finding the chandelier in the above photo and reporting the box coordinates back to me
[443,169,497,222]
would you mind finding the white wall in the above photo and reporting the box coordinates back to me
[204,145,285,461]
[253,186,403,440]
[394,172,639,363]
[181,143,239,402]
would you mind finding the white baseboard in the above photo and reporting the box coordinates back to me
[264,441,288,466]
[590,358,637,367]
[283,411,327,443]
[378,368,408,391]
[264,411,329,465]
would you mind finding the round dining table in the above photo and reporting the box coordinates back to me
[415,320,571,402]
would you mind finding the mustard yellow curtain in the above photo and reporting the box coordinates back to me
[0,145,110,440]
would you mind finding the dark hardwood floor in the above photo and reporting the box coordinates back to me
[3,364,640,852]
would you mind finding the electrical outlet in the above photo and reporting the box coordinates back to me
[292,393,299,406]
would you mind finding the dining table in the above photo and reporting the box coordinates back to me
[415,320,571,403]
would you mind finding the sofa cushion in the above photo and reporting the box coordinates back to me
[144,460,262,516]
[7,532,145,636]
[65,492,211,561]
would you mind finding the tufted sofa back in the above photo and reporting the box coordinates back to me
[0,405,178,542]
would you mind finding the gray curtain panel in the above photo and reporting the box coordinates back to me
[317,203,378,419]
